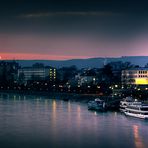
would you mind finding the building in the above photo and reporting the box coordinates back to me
[77,69,97,86]
[18,66,56,83]
[122,68,148,85]
[49,68,56,82]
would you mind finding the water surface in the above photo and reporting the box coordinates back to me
[0,93,148,148]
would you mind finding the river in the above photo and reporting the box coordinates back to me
[0,93,148,148]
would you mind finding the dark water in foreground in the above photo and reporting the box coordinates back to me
[0,93,148,148]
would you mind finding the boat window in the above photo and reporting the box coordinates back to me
[128,111,140,114]
[128,106,140,110]
[141,108,148,111]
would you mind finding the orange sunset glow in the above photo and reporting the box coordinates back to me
[0,53,91,60]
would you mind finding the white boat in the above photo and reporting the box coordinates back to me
[120,97,133,112]
[88,98,106,111]
[124,102,148,119]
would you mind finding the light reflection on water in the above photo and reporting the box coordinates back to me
[0,93,148,148]
[133,125,145,148]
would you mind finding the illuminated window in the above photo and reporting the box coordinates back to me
[135,78,148,85]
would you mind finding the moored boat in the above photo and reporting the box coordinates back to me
[124,102,148,119]
[88,98,106,111]
[120,97,133,112]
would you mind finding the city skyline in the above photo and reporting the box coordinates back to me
[1,0,148,60]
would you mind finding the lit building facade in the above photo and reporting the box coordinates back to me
[76,69,97,86]
[122,68,148,85]
[18,67,56,82]
[49,68,56,82]
[78,76,96,86]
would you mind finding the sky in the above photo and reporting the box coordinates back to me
[0,0,148,60]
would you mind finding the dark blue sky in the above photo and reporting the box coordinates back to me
[0,0,148,60]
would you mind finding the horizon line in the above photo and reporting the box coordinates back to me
[1,55,148,61]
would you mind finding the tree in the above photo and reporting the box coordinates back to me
[18,72,25,84]
[58,65,78,83]
[145,63,148,68]
[102,64,113,77]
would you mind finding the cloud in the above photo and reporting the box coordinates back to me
[19,11,122,18]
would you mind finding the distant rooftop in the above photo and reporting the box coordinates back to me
[20,66,54,69]
[126,67,148,71]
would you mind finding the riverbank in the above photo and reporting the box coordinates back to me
[0,90,101,102]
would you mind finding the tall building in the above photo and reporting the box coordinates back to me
[49,68,56,82]
[122,68,148,85]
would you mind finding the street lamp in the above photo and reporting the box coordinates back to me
[115,85,118,88]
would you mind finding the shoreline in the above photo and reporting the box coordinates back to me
[0,90,100,103]
[0,90,121,110]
